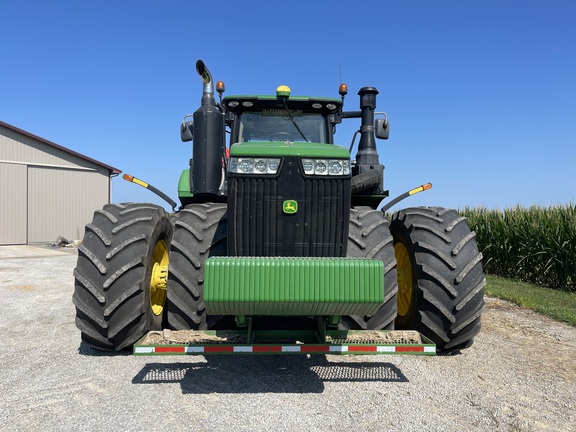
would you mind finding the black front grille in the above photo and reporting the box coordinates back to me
[228,157,350,257]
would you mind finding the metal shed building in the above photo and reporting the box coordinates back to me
[0,120,121,245]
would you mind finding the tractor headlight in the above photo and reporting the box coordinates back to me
[302,159,350,176]
[238,159,253,173]
[228,157,281,175]
[328,161,343,175]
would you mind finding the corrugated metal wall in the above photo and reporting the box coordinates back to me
[27,167,109,243]
[0,123,112,245]
[0,162,27,244]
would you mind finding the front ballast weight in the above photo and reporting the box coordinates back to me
[133,256,436,356]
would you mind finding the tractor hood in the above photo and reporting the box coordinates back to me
[229,141,350,159]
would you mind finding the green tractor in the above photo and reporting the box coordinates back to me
[72,60,485,354]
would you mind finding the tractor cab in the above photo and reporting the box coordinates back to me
[222,88,343,146]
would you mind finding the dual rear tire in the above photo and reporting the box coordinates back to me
[345,208,398,330]
[73,202,228,350]
[72,203,172,351]
[166,203,228,330]
[346,206,485,352]
[390,207,485,351]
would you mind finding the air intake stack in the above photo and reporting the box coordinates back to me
[354,87,384,194]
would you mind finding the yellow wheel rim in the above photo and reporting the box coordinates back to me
[149,239,169,316]
[395,242,413,317]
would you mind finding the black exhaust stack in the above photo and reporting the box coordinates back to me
[191,60,225,197]
[353,87,384,194]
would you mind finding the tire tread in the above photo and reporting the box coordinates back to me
[391,206,485,351]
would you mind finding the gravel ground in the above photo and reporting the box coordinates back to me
[1,247,575,431]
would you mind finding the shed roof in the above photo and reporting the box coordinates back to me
[0,120,121,175]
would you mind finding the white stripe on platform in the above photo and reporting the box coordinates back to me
[185,346,205,353]
[233,346,253,353]
[281,346,301,352]
[134,347,155,354]
[377,346,396,352]
[329,346,349,352]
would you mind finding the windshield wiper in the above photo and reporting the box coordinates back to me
[282,98,308,142]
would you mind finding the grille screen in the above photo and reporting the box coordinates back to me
[228,157,350,257]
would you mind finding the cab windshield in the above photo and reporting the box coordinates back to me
[237,111,328,143]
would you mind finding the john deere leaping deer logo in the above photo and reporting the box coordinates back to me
[283,200,298,214]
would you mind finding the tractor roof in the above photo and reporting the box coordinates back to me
[222,95,342,115]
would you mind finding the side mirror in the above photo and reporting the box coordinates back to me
[181,120,193,142]
[375,118,389,140]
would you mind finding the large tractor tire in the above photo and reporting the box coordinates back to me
[390,207,485,352]
[72,203,172,351]
[344,208,398,330]
[166,203,227,330]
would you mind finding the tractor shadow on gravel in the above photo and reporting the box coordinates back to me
[78,342,133,357]
[131,356,408,394]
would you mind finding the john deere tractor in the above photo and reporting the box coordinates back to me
[72,60,485,354]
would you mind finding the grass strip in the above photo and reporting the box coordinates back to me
[486,275,576,326]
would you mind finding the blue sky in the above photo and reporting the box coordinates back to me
[2,0,575,211]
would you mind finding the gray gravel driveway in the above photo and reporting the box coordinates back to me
[1,247,575,431]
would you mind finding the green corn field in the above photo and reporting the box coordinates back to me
[461,204,576,291]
